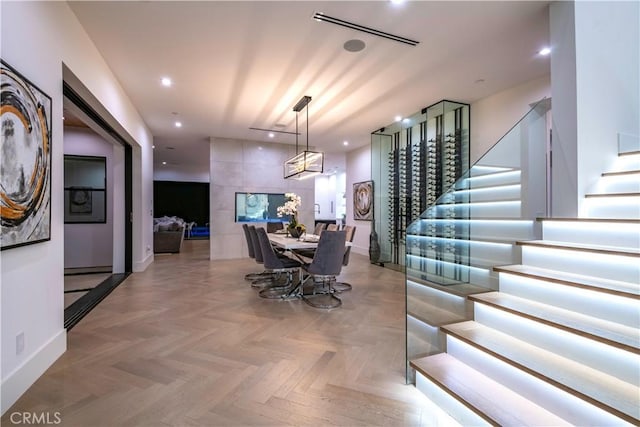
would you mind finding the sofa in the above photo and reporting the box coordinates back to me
[153,216,186,253]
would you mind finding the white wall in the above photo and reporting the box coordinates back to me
[471,75,551,164]
[573,0,639,215]
[1,2,153,413]
[209,138,315,260]
[550,1,639,217]
[346,145,372,256]
[63,127,114,269]
[550,1,580,218]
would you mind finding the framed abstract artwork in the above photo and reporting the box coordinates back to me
[64,155,106,223]
[353,180,373,221]
[1,60,52,250]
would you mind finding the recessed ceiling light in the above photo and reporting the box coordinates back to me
[175,121,182,128]
[162,161,167,165]
[161,77,172,87]
[395,115,402,122]
[152,145,155,149]
[390,0,405,4]
[539,47,551,56]
[268,132,275,138]
[343,141,349,146]
[258,146,263,150]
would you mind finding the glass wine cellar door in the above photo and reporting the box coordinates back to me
[371,100,470,271]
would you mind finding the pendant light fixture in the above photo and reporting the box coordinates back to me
[284,95,324,179]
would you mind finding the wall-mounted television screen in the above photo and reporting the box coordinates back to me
[235,192,287,223]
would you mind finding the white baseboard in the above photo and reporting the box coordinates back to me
[1,329,66,415]
[134,253,154,272]
[351,244,368,257]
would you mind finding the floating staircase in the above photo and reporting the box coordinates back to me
[409,150,640,425]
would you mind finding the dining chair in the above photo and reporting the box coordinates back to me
[333,225,356,292]
[301,230,347,309]
[267,221,284,233]
[255,227,303,299]
[247,225,282,288]
[242,224,268,282]
[313,222,326,235]
[326,223,339,231]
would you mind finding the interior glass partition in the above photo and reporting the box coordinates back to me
[405,98,551,382]
[371,100,470,270]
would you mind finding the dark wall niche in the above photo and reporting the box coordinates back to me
[153,181,209,225]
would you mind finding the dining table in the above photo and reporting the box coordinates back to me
[268,232,352,251]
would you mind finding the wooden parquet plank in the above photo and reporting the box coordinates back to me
[2,240,432,426]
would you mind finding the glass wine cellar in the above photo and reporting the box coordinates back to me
[371,100,470,271]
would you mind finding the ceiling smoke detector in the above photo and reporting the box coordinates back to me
[344,39,366,52]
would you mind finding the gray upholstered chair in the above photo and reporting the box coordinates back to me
[267,222,284,233]
[242,224,267,281]
[255,227,303,299]
[302,230,347,309]
[312,222,326,235]
[333,225,356,292]
[247,225,282,288]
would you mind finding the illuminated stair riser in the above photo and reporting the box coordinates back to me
[521,246,640,284]
[583,195,640,219]
[613,153,640,173]
[407,281,468,321]
[458,170,521,189]
[411,219,536,242]
[474,304,639,386]
[450,184,521,202]
[446,337,634,426]
[595,173,640,194]
[406,255,496,288]
[431,200,521,218]
[406,238,517,265]
[542,221,640,249]
[499,273,640,328]
[407,315,444,359]
[415,372,488,426]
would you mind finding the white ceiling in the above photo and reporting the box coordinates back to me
[68,1,550,172]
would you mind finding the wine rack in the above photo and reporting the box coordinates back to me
[371,100,469,270]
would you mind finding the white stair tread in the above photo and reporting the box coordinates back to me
[494,264,640,299]
[407,250,501,270]
[410,353,572,427]
[602,169,640,177]
[407,235,517,245]
[456,180,522,191]
[406,275,492,297]
[537,217,640,224]
[443,321,640,423]
[407,295,466,327]
[585,192,640,198]
[469,292,640,353]
[468,166,518,177]
[517,240,640,257]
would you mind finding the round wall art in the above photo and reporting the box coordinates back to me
[353,180,373,221]
[1,60,52,250]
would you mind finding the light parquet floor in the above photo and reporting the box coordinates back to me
[4,240,437,426]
